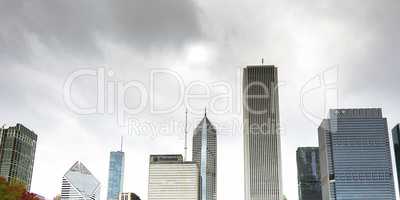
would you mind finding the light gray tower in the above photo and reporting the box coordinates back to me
[243,65,283,200]
[192,113,217,200]
[148,155,200,200]
[318,108,396,200]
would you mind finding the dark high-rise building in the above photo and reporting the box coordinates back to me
[296,147,322,200]
[119,193,141,200]
[0,124,37,190]
[243,65,283,200]
[192,114,217,200]
[107,151,125,200]
[392,124,400,193]
[319,108,396,200]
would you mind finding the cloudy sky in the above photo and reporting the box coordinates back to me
[1,0,400,199]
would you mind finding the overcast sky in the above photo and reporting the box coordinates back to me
[1,0,400,199]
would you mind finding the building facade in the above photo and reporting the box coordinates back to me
[243,65,283,200]
[392,124,400,193]
[192,114,217,200]
[61,161,101,200]
[318,108,396,200]
[119,193,141,200]
[0,124,37,190]
[148,155,200,200]
[296,147,322,200]
[107,151,125,200]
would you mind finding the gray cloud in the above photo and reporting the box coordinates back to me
[1,0,400,199]
[0,0,203,63]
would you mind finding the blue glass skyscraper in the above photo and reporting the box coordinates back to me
[318,108,396,200]
[107,151,125,200]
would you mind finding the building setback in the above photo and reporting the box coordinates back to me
[148,155,200,200]
[243,65,283,200]
[192,114,217,200]
[0,124,37,190]
[107,151,125,200]
[318,108,396,200]
[296,147,322,200]
[61,161,101,200]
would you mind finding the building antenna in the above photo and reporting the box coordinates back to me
[184,108,188,161]
[120,136,123,152]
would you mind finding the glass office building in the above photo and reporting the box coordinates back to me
[192,114,217,200]
[107,151,125,200]
[61,161,101,200]
[243,65,283,200]
[296,147,322,200]
[318,108,396,200]
[0,124,37,190]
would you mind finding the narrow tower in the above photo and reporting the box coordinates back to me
[185,109,188,161]
[192,112,217,200]
[107,139,125,200]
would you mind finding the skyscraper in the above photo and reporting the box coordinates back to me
[0,124,37,190]
[107,151,125,200]
[148,154,200,200]
[61,161,101,200]
[319,108,396,200]
[243,65,283,200]
[392,124,400,193]
[296,147,322,200]
[192,113,217,200]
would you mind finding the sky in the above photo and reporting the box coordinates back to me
[0,0,400,199]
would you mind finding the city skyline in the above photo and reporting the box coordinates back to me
[1,0,400,199]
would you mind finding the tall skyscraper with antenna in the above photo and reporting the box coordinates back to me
[107,138,125,200]
[192,111,217,200]
[243,65,283,200]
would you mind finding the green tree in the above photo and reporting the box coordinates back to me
[0,177,40,200]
